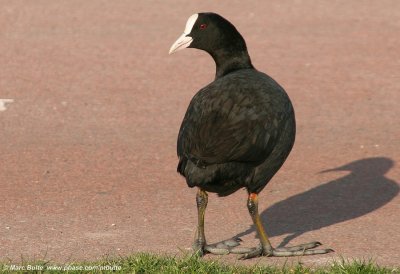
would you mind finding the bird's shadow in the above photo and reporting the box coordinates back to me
[234,157,399,247]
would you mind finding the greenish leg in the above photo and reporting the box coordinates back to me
[193,188,208,255]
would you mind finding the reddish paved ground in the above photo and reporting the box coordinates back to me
[1,0,399,267]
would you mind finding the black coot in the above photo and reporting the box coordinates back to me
[169,12,333,259]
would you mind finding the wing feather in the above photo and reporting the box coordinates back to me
[177,72,289,167]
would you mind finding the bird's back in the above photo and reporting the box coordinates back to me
[177,68,296,196]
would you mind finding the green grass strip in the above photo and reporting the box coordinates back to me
[1,253,398,274]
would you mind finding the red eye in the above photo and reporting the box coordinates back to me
[199,24,207,30]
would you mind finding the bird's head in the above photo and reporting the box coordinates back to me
[169,13,252,78]
[169,13,247,55]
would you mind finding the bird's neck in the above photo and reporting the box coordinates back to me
[210,49,254,79]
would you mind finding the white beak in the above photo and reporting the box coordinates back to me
[169,33,193,54]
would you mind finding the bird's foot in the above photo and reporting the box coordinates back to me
[193,237,247,256]
[238,241,334,259]
[194,239,333,259]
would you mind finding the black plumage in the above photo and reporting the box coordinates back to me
[176,13,295,196]
[169,12,332,259]
[177,69,295,196]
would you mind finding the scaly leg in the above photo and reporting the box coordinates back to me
[239,193,334,259]
[192,188,208,256]
[193,188,243,256]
